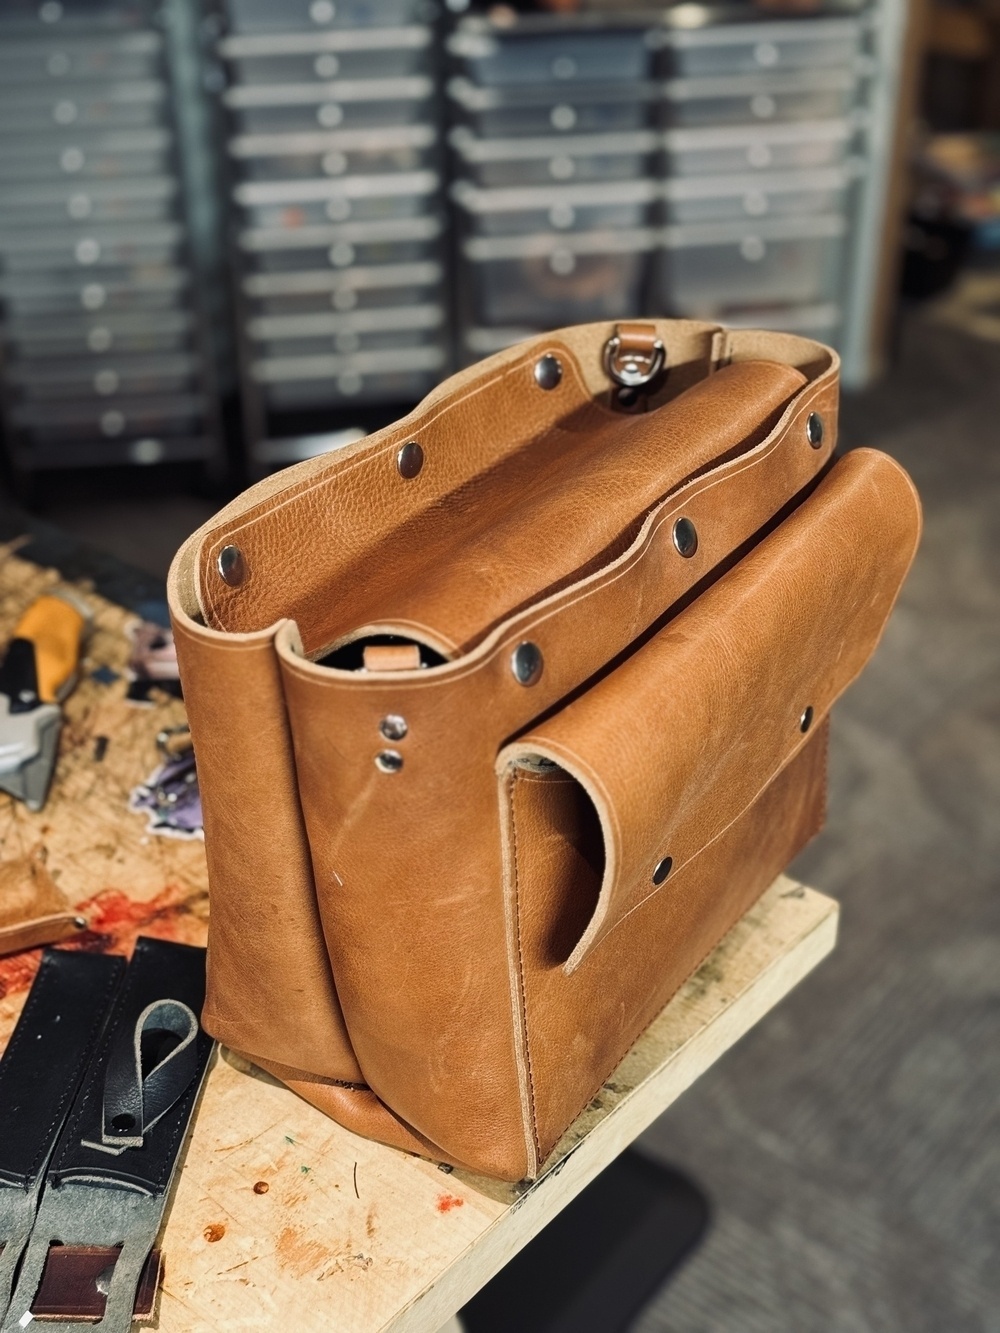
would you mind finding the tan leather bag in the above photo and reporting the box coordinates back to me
[168,319,920,1181]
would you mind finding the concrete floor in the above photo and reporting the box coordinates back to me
[636,309,1000,1332]
[13,306,1000,1331]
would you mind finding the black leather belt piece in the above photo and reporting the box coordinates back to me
[0,949,125,1319]
[2,937,215,1333]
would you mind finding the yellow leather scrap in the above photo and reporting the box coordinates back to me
[13,593,88,703]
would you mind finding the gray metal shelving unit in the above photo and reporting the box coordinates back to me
[445,3,906,390]
[0,0,224,483]
[214,0,450,474]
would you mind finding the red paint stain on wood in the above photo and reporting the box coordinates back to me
[436,1193,465,1214]
[0,882,204,999]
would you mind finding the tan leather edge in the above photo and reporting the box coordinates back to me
[723,328,839,382]
[496,448,922,975]
[269,357,840,689]
[0,913,86,957]
[166,322,832,631]
[497,770,542,1177]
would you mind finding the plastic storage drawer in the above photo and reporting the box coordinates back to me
[220,26,433,83]
[0,81,168,133]
[662,119,853,177]
[223,0,436,35]
[10,394,208,443]
[234,170,440,229]
[658,215,846,313]
[0,176,178,226]
[662,69,859,128]
[656,18,863,78]
[448,77,657,138]
[447,25,654,86]
[223,77,435,135]
[453,179,658,238]
[5,308,194,357]
[7,351,201,402]
[246,303,443,359]
[0,222,184,272]
[721,301,842,346]
[662,168,853,225]
[0,32,163,84]
[239,216,443,274]
[229,125,438,181]
[253,344,446,406]
[463,228,656,325]
[449,128,659,188]
[0,269,189,316]
[0,128,175,184]
[0,0,154,37]
[242,259,444,315]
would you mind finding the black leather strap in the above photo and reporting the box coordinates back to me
[49,937,212,1196]
[0,950,125,1190]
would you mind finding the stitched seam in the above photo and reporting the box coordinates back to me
[509,772,541,1164]
[57,950,204,1193]
[1,958,122,1185]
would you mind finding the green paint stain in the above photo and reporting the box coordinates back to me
[300,1165,311,1175]
[284,1135,296,1145]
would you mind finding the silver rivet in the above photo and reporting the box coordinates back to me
[511,641,543,686]
[217,544,246,587]
[533,354,562,391]
[800,705,814,733]
[672,517,698,558]
[375,749,403,773]
[379,714,408,742]
[396,441,423,478]
[806,412,824,448]
[73,916,87,929]
[652,856,673,885]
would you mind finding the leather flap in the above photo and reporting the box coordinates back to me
[499,449,921,973]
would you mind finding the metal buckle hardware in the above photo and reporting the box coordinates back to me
[603,332,666,390]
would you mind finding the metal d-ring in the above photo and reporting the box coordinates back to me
[603,334,666,390]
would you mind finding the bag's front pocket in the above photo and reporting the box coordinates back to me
[495,447,919,1163]
[498,447,921,975]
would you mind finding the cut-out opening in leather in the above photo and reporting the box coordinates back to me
[508,761,604,969]
[316,633,448,673]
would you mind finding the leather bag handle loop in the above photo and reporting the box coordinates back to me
[86,999,200,1154]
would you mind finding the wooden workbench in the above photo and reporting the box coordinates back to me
[0,548,838,1332]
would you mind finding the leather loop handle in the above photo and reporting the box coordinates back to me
[86,1000,200,1154]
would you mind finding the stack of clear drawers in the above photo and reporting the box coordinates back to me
[657,15,867,345]
[217,0,447,469]
[447,16,660,361]
[0,0,222,479]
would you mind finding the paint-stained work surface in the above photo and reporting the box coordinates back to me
[0,543,836,1332]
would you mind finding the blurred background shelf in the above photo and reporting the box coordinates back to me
[1,0,983,488]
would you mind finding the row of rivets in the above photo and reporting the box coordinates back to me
[651,706,815,882]
[376,713,409,773]
[218,413,827,590]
